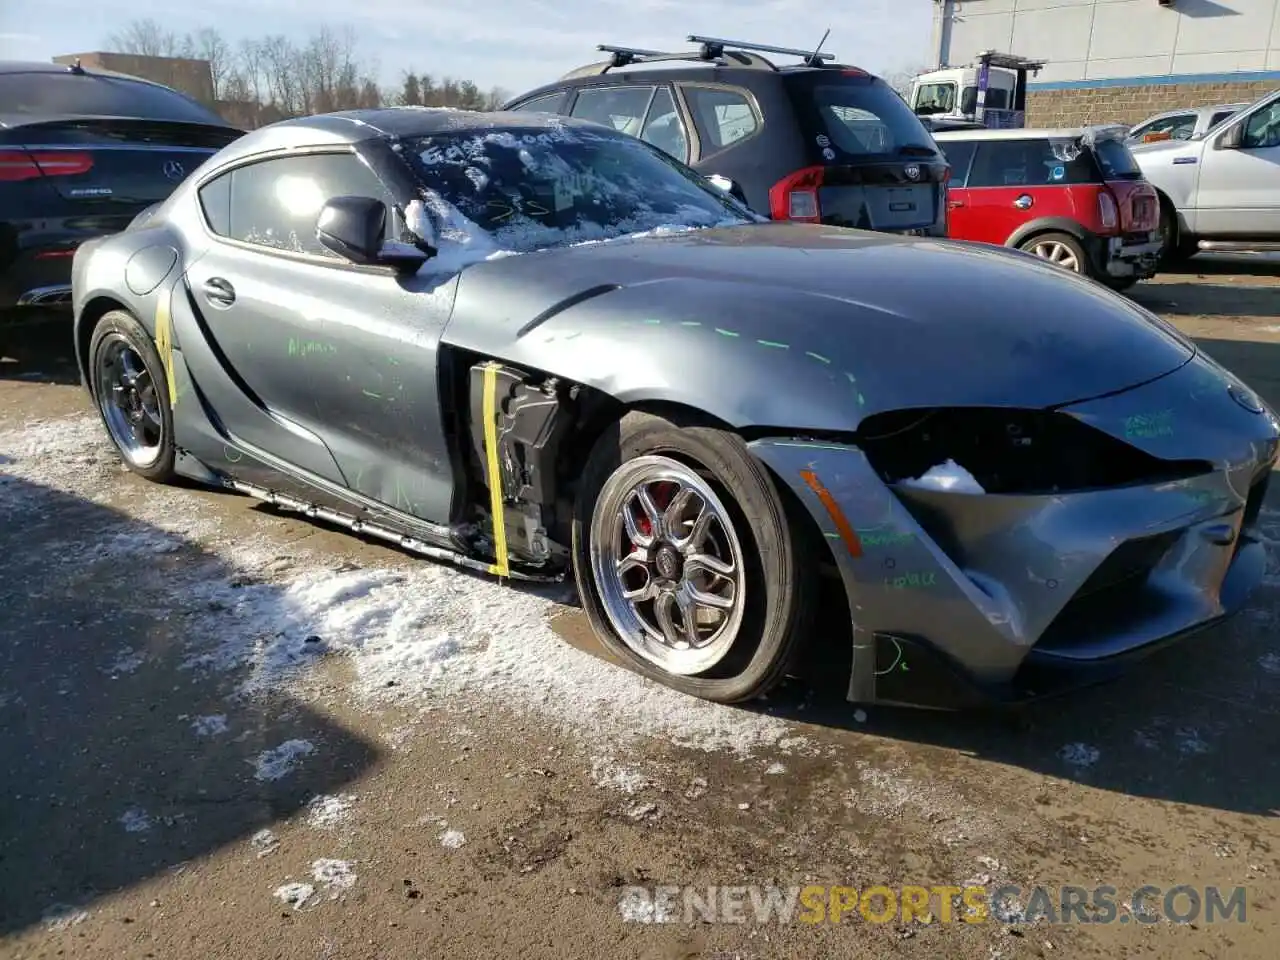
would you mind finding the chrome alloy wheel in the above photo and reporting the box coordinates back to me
[1027,239,1081,272]
[588,455,747,675]
[95,333,164,468]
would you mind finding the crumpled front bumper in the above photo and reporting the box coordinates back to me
[749,354,1280,708]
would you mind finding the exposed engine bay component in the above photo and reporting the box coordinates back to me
[468,360,578,566]
[857,407,1212,495]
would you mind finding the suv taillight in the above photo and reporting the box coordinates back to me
[1098,189,1119,231]
[0,149,94,182]
[769,166,825,222]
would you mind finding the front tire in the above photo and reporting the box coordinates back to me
[88,309,176,483]
[571,410,816,704]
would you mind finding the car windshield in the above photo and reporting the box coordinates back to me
[786,74,941,160]
[913,82,956,115]
[401,122,753,255]
[0,72,227,125]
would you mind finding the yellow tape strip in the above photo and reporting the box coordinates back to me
[154,291,178,407]
[481,363,510,578]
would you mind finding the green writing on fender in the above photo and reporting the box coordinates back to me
[288,338,337,358]
[884,572,937,589]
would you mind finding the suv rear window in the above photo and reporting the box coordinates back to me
[0,72,226,125]
[785,73,940,161]
[1091,137,1143,180]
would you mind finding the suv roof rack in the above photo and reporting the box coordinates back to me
[561,33,838,80]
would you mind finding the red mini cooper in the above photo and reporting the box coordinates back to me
[933,126,1161,290]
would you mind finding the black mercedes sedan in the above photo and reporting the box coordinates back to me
[0,59,242,361]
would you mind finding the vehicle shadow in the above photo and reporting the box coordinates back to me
[0,322,82,386]
[1131,280,1280,318]
[0,472,380,937]
[1164,253,1280,278]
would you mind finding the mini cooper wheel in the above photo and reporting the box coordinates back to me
[572,410,816,704]
[1019,232,1088,275]
[88,309,177,483]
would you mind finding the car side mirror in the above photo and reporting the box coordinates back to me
[706,174,749,205]
[317,196,390,264]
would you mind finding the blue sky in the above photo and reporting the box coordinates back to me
[0,0,935,95]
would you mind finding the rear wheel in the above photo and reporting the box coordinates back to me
[88,309,176,483]
[571,410,816,703]
[1158,202,1197,265]
[1018,232,1088,276]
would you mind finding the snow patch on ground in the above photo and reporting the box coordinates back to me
[590,757,653,795]
[439,828,467,849]
[1058,743,1100,769]
[192,714,229,737]
[250,828,280,858]
[273,882,315,909]
[311,858,357,895]
[305,793,357,830]
[118,808,151,833]
[40,903,90,931]
[253,740,315,781]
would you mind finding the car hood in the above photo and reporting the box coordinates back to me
[441,223,1194,427]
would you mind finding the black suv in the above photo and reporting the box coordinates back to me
[503,36,948,237]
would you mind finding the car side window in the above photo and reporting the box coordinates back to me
[218,152,395,258]
[639,87,689,162]
[198,172,232,235]
[510,92,564,114]
[967,139,1094,188]
[569,86,656,137]
[681,85,760,155]
[937,140,977,185]
[1209,110,1237,128]
[1242,101,1280,149]
[1144,113,1196,140]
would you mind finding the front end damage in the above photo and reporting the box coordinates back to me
[751,354,1280,708]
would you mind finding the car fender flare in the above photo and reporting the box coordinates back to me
[1006,218,1092,250]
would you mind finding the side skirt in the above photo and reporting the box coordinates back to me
[223,477,564,584]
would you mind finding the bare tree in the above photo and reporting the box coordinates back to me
[106,18,181,58]
[191,28,232,100]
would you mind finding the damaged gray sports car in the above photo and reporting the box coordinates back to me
[70,108,1280,709]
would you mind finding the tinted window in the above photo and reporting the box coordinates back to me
[510,92,564,114]
[913,82,956,115]
[968,138,1097,188]
[639,87,689,161]
[569,86,655,136]
[403,125,749,252]
[1092,138,1142,180]
[936,139,977,184]
[1243,100,1280,149]
[222,152,394,257]
[0,72,226,125]
[1209,109,1239,128]
[960,86,1009,114]
[786,75,939,160]
[681,86,759,154]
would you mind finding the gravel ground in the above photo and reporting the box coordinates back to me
[1,255,1278,959]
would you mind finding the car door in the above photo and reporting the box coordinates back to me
[180,149,457,523]
[1195,97,1280,236]
[963,138,1091,245]
[934,138,977,237]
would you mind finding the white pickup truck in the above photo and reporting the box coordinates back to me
[1130,87,1280,261]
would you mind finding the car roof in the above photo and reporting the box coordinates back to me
[0,58,175,88]
[206,107,609,166]
[932,126,1114,141]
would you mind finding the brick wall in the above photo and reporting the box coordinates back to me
[1026,80,1279,128]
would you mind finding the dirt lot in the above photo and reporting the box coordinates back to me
[1,257,1279,959]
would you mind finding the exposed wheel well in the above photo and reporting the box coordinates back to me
[75,296,129,382]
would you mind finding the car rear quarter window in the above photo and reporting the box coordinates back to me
[0,72,226,125]
[569,86,656,136]
[1091,138,1143,180]
[639,87,689,162]
[680,85,760,155]
[216,152,395,258]
[785,73,939,162]
[967,138,1096,188]
[509,92,565,114]
[198,172,232,235]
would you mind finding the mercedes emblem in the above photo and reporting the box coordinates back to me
[163,159,186,182]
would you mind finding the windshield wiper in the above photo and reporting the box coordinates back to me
[896,143,938,156]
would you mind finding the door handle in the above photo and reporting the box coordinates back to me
[947,199,965,209]
[202,277,236,306]
[1013,194,1033,209]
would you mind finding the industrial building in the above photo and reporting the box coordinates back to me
[931,0,1280,126]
